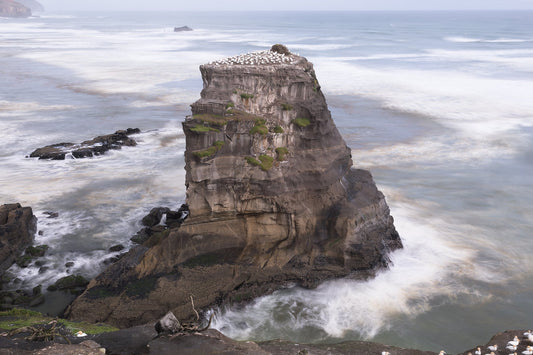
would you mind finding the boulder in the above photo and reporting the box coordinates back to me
[154,311,182,334]
[0,203,37,274]
[47,275,89,294]
[29,128,140,160]
[66,47,402,328]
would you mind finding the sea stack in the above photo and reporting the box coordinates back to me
[65,45,402,327]
[0,0,32,18]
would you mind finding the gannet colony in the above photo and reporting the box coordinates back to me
[209,50,296,66]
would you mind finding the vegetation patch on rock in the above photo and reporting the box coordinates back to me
[190,124,220,133]
[250,118,268,135]
[292,117,311,128]
[275,147,289,161]
[281,103,293,111]
[193,140,225,159]
[0,308,118,335]
[245,154,274,171]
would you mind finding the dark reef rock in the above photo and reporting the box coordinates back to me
[0,203,37,274]
[460,329,533,355]
[47,274,89,295]
[0,0,31,18]
[174,26,193,32]
[131,205,189,245]
[65,47,402,328]
[29,128,140,160]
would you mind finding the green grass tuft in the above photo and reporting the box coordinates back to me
[190,124,220,133]
[275,147,289,161]
[245,156,261,167]
[292,117,311,128]
[193,141,225,159]
[245,155,274,171]
[0,308,118,335]
[250,125,268,135]
[250,118,268,135]
[240,93,254,100]
[281,103,293,111]
[258,155,274,171]
[273,125,284,133]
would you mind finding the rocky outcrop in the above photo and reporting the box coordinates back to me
[16,0,43,12]
[65,46,401,328]
[0,203,37,274]
[174,26,193,32]
[29,128,140,160]
[0,0,31,18]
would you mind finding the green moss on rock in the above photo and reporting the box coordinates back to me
[292,117,311,128]
[193,140,225,159]
[275,147,289,161]
[190,124,220,133]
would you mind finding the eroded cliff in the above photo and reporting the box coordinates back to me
[65,46,402,328]
[0,0,31,18]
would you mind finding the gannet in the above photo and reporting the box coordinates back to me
[76,330,87,337]
[381,352,390,355]
[509,336,520,347]
[507,344,518,352]
[522,346,533,355]
[488,344,498,351]
[475,347,482,355]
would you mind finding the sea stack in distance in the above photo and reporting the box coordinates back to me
[65,45,402,327]
[0,0,32,17]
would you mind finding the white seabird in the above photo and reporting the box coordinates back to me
[508,336,520,347]
[507,344,518,352]
[523,346,533,355]
[475,347,482,355]
[488,344,498,351]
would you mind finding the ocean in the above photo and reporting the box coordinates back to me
[1,10,532,353]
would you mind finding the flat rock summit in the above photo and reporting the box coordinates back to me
[65,45,402,327]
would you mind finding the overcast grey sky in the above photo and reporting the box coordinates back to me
[39,0,533,12]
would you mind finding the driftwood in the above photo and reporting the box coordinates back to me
[7,319,71,343]
[154,295,214,337]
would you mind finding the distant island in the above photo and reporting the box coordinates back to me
[0,0,43,18]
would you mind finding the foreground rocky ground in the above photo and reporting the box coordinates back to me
[1,308,531,355]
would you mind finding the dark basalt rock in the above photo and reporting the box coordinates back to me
[131,205,189,245]
[109,244,125,252]
[174,26,193,32]
[0,203,37,274]
[15,245,48,268]
[66,48,401,328]
[47,274,89,295]
[141,207,170,227]
[29,128,140,160]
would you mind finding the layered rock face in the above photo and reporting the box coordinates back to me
[66,47,401,328]
[0,203,37,273]
[16,0,44,12]
[0,0,31,18]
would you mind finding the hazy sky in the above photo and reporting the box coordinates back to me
[39,0,533,12]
